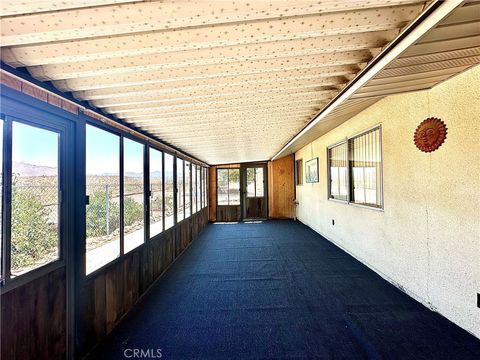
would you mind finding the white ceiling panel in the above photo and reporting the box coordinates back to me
[1,0,438,164]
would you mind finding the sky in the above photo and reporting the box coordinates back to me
[86,124,174,177]
[12,121,59,168]
[7,122,174,177]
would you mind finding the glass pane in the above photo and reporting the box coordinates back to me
[11,122,60,277]
[185,161,191,218]
[246,168,255,197]
[255,168,264,197]
[196,166,201,210]
[192,164,197,212]
[177,158,184,222]
[0,120,3,280]
[229,169,240,205]
[86,125,120,274]
[350,128,382,207]
[329,143,348,201]
[123,138,144,253]
[217,169,228,205]
[202,167,207,208]
[149,148,163,238]
[164,153,174,229]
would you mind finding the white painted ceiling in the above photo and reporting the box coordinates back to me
[0,0,430,164]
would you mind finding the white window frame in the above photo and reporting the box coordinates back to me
[327,125,384,211]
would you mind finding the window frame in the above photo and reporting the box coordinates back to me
[216,167,240,206]
[84,122,123,274]
[246,167,265,198]
[326,140,349,203]
[0,113,70,289]
[196,165,201,211]
[202,167,208,209]
[176,157,185,222]
[148,146,164,239]
[327,125,384,211]
[163,151,175,229]
[122,134,147,253]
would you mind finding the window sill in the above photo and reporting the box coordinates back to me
[349,202,384,212]
[327,198,384,212]
[1,260,65,294]
[328,198,348,204]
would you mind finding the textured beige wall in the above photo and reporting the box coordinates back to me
[295,64,480,338]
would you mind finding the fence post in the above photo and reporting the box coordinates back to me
[106,184,110,234]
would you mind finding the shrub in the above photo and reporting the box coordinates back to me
[124,196,144,227]
[86,190,120,237]
[10,187,57,270]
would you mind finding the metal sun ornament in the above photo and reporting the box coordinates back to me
[413,117,448,153]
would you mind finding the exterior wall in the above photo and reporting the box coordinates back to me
[294,65,480,338]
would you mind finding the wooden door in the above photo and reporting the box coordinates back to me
[241,164,267,219]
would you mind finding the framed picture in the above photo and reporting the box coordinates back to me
[305,158,319,183]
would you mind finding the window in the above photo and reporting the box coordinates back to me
[86,125,121,274]
[10,122,60,277]
[246,168,264,197]
[0,119,3,280]
[123,138,145,253]
[202,167,207,208]
[196,165,201,211]
[217,168,240,205]
[177,158,184,222]
[192,164,197,213]
[185,161,191,218]
[149,147,163,238]
[164,153,174,229]
[328,126,383,208]
[295,159,303,185]
[349,127,382,207]
[328,143,348,201]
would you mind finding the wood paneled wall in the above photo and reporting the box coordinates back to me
[208,158,295,221]
[209,164,240,222]
[1,209,209,360]
[268,155,295,219]
[77,208,209,357]
[1,266,66,360]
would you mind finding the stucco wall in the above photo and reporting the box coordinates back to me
[294,64,480,338]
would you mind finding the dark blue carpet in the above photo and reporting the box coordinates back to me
[87,220,480,359]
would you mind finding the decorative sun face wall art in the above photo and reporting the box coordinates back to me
[414,117,448,153]
[305,158,319,183]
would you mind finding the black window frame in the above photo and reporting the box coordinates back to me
[0,113,71,288]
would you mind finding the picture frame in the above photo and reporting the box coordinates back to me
[305,158,319,183]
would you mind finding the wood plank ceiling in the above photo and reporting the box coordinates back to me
[0,0,430,164]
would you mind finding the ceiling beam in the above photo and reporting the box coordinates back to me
[91,88,327,108]
[126,108,315,122]
[53,54,370,91]
[0,0,140,17]
[77,66,354,100]
[105,91,335,113]
[1,1,422,46]
[134,113,311,126]
[115,97,327,118]
[27,31,396,80]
